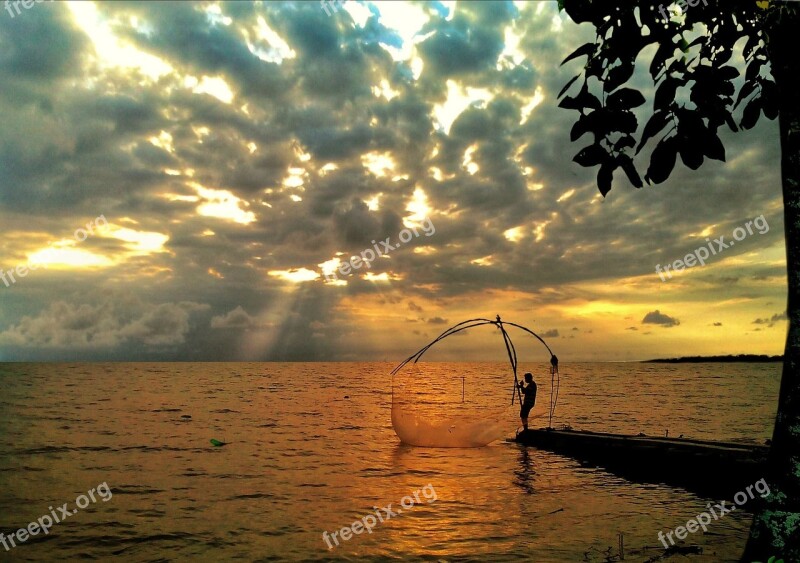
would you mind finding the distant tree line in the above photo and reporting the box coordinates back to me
[644,355,783,363]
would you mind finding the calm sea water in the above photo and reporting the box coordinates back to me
[0,362,780,562]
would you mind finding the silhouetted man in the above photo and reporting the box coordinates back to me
[518,372,537,430]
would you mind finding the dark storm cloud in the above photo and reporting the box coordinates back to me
[332,198,403,246]
[0,1,86,79]
[211,306,269,329]
[0,297,209,348]
[107,1,289,98]
[297,123,392,161]
[417,1,514,78]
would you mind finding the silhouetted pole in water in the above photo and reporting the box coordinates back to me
[496,315,523,406]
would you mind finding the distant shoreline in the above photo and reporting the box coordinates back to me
[643,354,783,363]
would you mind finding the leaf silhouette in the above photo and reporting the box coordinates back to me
[646,137,677,184]
[605,61,635,92]
[562,43,595,66]
[618,154,643,188]
[704,132,726,161]
[608,88,646,109]
[597,161,614,196]
[558,75,580,98]
[636,111,671,154]
[573,144,607,167]
[741,97,762,130]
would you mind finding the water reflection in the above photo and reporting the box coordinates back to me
[513,445,537,495]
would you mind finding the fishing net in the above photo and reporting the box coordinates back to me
[391,363,512,447]
[390,317,559,448]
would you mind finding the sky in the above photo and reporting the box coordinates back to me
[0,0,787,362]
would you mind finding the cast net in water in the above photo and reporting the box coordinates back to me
[390,316,559,447]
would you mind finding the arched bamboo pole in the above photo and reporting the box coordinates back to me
[391,315,561,427]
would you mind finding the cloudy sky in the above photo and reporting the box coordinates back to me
[0,0,787,361]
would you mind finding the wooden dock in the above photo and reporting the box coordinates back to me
[510,428,769,497]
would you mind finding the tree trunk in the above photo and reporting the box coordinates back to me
[743,6,800,561]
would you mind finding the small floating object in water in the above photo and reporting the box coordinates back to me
[210,438,226,447]
[181,415,191,419]
[344,395,350,399]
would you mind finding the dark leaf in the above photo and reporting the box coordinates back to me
[615,135,636,151]
[724,113,739,133]
[573,144,608,167]
[741,97,761,130]
[558,94,582,111]
[574,86,602,111]
[706,109,727,133]
[679,140,704,170]
[719,80,735,97]
[650,42,674,79]
[691,64,714,83]
[586,55,605,78]
[558,75,580,98]
[636,111,671,154]
[597,161,614,196]
[570,114,592,142]
[604,60,635,92]
[610,110,638,134]
[654,78,679,110]
[687,36,705,49]
[677,108,706,139]
[562,42,595,66]
[607,88,646,109]
[734,79,758,110]
[618,154,643,188]
[718,66,739,81]
[745,60,762,83]
[689,78,716,109]
[761,81,779,120]
[713,18,740,50]
[704,132,726,162]
[646,137,677,184]
[562,0,600,24]
[713,46,732,66]
[743,33,761,60]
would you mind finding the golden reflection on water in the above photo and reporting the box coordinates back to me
[0,362,779,561]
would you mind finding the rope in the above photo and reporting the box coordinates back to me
[548,354,560,429]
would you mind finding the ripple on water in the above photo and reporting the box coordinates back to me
[0,361,777,561]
